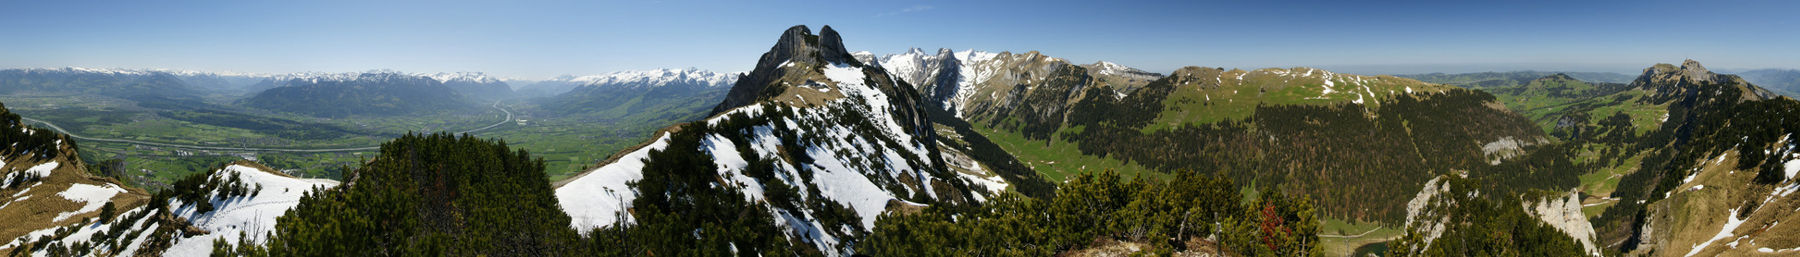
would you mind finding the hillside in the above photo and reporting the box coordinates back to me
[1397,60,1800,255]
[886,52,1571,226]
[3,161,337,256]
[242,72,479,117]
[0,102,153,253]
[1572,60,1800,255]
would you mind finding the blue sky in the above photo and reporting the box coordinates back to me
[1,0,1795,79]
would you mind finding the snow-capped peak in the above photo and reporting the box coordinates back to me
[425,72,502,84]
[1091,61,1130,75]
[258,70,516,85]
[561,68,741,89]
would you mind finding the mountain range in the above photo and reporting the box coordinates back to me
[4,25,1800,256]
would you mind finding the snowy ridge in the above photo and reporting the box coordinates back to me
[424,72,504,84]
[263,70,507,85]
[877,48,1056,117]
[51,183,126,223]
[877,48,951,88]
[1087,61,1154,76]
[557,68,741,89]
[18,67,155,76]
[555,134,673,229]
[162,164,340,256]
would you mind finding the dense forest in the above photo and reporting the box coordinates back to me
[862,169,1320,256]
[1048,76,1575,224]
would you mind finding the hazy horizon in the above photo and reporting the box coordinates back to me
[3,0,1796,80]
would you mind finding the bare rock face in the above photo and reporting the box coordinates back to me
[816,25,857,65]
[1525,191,1601,256]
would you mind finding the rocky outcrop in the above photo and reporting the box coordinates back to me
[1525,191,1601,256]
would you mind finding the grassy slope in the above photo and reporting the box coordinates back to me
[1480,76,1672,219]
[973,123,1161,182]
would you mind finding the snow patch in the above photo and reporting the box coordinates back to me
[2,161,59,185]
[557,134,674,230]
[1685,208,1749,257]
[165,164,341,256]
[52,183,125,222]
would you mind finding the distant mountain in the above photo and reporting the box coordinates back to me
[539,68,738,120]
[1398,71,1635,88]
[511,77,587,99]
[1733,68,1800,97]
[0,68,200,99]
[515,68,736,99]
[425,72,515,101]
[242,71,478,117]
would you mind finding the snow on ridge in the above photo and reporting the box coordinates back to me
[556,134,674,231]
[559,68,741,89]
[51,183,126,222]
[164,164,340,256]
[2,161,58,186]
[425,72,503,84]
[14,67,266,78]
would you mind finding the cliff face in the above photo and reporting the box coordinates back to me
[1526,191,1600,256]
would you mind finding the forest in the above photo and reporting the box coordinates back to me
[1048,77,1575,224]
[861,169,1320,256]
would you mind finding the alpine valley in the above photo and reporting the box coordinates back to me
[5,24,1800,257]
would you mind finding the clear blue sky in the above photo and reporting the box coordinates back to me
[2,0,1795,79]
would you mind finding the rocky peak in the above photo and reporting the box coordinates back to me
[714,25,816,114]
[1634,60,1777,102]
[904,47,927,55]
[1681,59,1711,82]
[712,25,903,114]
[816,25,857,65]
